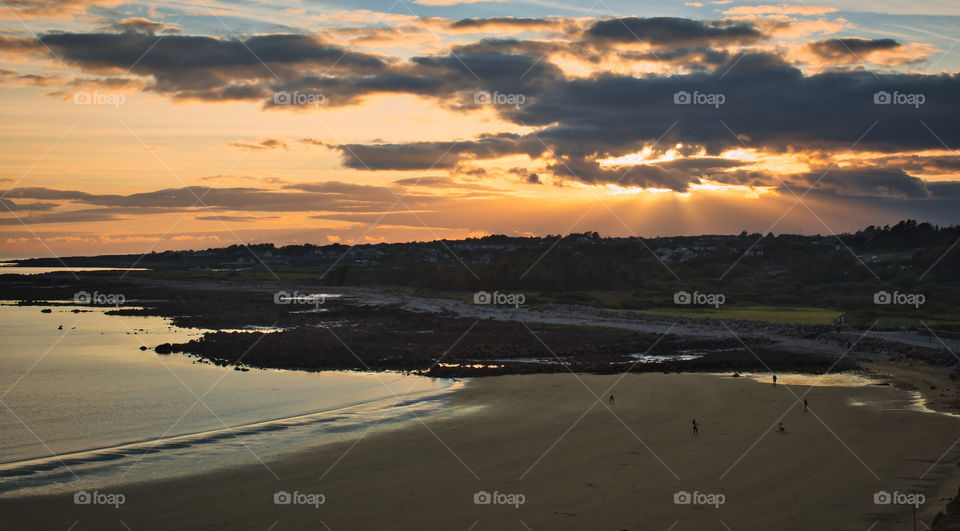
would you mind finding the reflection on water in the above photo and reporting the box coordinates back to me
[736,372,881,387]
[0,303,455,497]
[0,383,463,498]
[849,391,960,418]
[626,353,703,363]
[0,264,149,275]
[730,371,959,418]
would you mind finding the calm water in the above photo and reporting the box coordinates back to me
[0,303,455,497]
[0,263,149,275]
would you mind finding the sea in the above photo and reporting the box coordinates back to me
[0,301,457,497]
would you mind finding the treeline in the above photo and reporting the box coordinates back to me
[13,220,960,288]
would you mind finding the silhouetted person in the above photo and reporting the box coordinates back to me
[609,394,615,405]
[692,419,699,436]
[772,374,778,387]
[803,398,808,412]
[778,422,785,433]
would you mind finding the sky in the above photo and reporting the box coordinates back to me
[0,0,959,258]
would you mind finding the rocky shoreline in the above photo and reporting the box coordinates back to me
[4,274,956,379]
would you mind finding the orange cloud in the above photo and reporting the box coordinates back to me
[723,4,838,17]
[0,0,126,19]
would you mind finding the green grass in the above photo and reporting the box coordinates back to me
[116,272,960,331]
[635,306,844,325]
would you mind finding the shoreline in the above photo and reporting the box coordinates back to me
[0,376,463,499]
[5,276,959,376]
[4,368,960,530]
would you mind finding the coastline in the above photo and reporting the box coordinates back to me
[4,368,960,530]
[4,278,958,378]
[0,379,463,498]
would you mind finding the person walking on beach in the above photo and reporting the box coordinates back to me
[609,394,615,405]
[772,374,778,387]
[778,422,785,433]
[803,398,808,412]
[692,419,699,436]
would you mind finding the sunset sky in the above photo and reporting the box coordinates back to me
[1,0,959,257]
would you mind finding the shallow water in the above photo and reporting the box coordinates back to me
[730,371,959,417]
[0,264,149,275]
[0,303,454,497]
[736,372,880,387]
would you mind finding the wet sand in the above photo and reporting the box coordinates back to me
[3,370,960,530]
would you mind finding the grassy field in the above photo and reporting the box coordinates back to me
[119,272,959,330]
[634,306,844,325]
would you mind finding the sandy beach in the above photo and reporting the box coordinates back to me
[3,367,960,530]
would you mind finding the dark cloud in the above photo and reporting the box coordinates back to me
[393,176,451,187]
[271,71,444,107]
[875,155,960,173]
[227,138,288,151]
[300,138,330,147]
[0,35,44,53]
[0,70,62,87]
[706,169,780,187]
[547,157,702,191]
[506,56,960,183]
[928,181,960,198]
[585,17,761,46]
[0,208,123,225]
[807,38,900,60]
[0,198,58,212]
[327,48,959,190]
[337,134,544,170]
[567,157,748,190]
[799,167,931,199]
[449,18,558,31]
[392,176,504,191]
[195,215,276,222]
[281,181,400,203]
[3,182,452,214]
[22,19,960,196]
[3,187,100,202]
[410,38,561,93]
[309,43,957,191]
[618,46,732,69]
[40,32,386,101]
[656,157,746,171]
